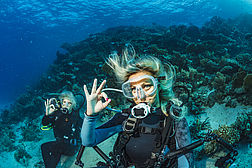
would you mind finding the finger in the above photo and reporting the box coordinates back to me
[50,104,55,109]
[46,99,49,106]
[91,78,97,94]
[103,98,111,108]
[97,92,108,100]
[96,80,106,94]
[83,85,90,97]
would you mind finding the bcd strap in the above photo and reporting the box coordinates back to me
[115,132,131,155]
[121,108,131,114]
[145,114,174,167]
[113,115,136,160]
[139,126,158,135]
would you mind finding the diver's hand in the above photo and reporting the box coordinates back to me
[45,98,57,116]
[83,79,111,116]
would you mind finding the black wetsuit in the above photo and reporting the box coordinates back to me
[41,110,83,168]
[82,107,193,167]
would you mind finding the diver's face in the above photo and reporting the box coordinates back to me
[128,71,160,107]
[61,98,73,111]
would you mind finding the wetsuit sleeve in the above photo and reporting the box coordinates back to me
[175,117,194,168]
[42,114,56,126]
[81,113,123,147]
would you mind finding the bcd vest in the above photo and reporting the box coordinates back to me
[111,107,178,168]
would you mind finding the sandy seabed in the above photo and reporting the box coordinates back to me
[1,103,252,168]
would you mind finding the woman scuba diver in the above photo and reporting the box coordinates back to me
[81,45,193,168]
[41,91,83,168]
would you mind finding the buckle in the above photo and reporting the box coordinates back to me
[123,118,137,132]
[70,139,77,145]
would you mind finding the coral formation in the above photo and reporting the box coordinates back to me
[243,74,252,92]
[213,72,226,90]
[189,117,211,139]
[0,125,16,152]
[231,69,247,89]
[14,146,32,166]
[149,44,168,55]
[20,118,42,142]
[1,14,252,165]
[204,124,240,155]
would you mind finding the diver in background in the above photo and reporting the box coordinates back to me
[41,91,83,168]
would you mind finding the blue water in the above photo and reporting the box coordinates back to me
[0,0,251,103]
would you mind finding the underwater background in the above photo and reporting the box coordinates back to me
[1,0,251,103]
[1,0,252,167]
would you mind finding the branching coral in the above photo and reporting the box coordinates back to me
[170,51,191,70]
[149,44,168,55]
[235,53,252,65]
[213,72,226,90]
[190,117,211,139]
[186,43,206,55]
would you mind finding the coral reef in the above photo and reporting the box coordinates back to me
[190,117,211,139]
[0,125,17,152]
[232,110,252,138]
[213,72,226,90]
[149,44,168,56]
[3,14,252,125]
[204,124,240,155]
[1,14,252,165]
[203,110,252,156]
[20,118,42,142]
[231,69,247,89]
[243,74,252,92]
[14,146,32,166]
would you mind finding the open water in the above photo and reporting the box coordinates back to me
[0,0,251,104]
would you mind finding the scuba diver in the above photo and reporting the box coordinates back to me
[41,91,83,168]
[81,45,193,168]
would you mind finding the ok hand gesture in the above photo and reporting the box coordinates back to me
[45,98,58,116]
[83,79,111,116]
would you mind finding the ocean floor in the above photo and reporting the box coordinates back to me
[0,103,252,168]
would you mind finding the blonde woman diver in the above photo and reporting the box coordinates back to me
[41,91,83,168]
[81,46,193,168]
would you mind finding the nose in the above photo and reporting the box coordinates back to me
[63,101,69,107]
[136,86,146,100]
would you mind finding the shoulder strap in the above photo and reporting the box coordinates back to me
[153,114,173,153]
[144,114,174,166]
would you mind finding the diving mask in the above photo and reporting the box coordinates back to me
[60,98,73,113]
[61,98,72,107]
[122,75,158,99]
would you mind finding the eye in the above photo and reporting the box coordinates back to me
[131,86,136,92]
[143,84,152,90]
